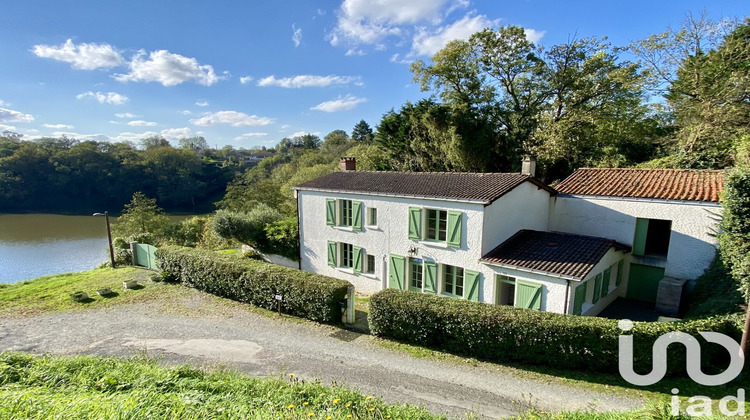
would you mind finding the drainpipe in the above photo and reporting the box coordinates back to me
[563,279,570,315]
[295,190,302,270]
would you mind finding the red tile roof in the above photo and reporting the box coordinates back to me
[294,171,556,204]
[555,168,724,202]
[481,230,630,280]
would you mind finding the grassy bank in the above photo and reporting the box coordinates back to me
[0,268,168,317]
[0,352,698,420]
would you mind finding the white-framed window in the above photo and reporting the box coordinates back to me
[365,254,376,274]
[340,199,353,227]
[367,207,377,227]
[409,258,423,291]
[442,264,464,297]
[340,243,354,269]
[426,209,448,241]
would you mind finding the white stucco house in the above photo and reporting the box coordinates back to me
[293,158,724,316]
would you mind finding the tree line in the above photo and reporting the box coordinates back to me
[0,135,235,213]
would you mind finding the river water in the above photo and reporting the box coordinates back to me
[0,214,191,284]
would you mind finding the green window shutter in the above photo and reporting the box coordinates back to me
[633,218,649,256]
[424,261,437,293]
[389,254,406,290]
[326,199,336,226]
[516,279,542,310]
[601,267,612,299]
[353,246,363,273]
[573,282,587,315]
[592,273,602,303]
[353,201,363,230]
[447,211,462,247]
[408,207,422,240]
[616,260,624,286]
[465,270,480,301]
[327,241,337,267]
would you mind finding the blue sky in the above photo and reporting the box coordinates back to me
[0,0,745,149]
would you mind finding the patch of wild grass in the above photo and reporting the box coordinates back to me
[0,352,443,419]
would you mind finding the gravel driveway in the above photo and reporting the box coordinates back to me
[0,294,643,419]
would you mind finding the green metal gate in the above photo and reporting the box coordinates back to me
[134,243,158,270]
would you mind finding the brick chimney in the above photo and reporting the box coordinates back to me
[340,157,356,172]
[521,156,536,177]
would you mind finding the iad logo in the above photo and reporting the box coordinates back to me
[617,319,746,417]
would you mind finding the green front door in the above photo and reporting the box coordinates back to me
[626,263,665,303]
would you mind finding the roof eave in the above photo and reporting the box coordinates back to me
[294,186,491,205]
[479,259,584,282]
[557,193,722,206]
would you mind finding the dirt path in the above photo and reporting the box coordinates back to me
[0,295,643,419]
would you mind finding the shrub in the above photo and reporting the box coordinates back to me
[156,246,351,323]
[369,289,742,376]
[212,204,282,248]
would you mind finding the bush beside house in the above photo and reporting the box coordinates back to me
[156,246,350,323]
[369,289,742,376]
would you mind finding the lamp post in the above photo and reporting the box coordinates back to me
[93,211,116,268]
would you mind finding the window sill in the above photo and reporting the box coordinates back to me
[366,225,379,230]
[336,267,354,274]
[332,226,356,232]
[420,240,450,249]
[361,273,377,279]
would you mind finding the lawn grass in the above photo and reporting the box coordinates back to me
[0,352,443,420]
[0,352,716,420]
[0,268,162,316]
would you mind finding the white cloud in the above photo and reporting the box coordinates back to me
[109,127,191,142]
[524,28,546,43]
[328,0,466,47]
[76,91,129,105]
[311,94,366,112]
[290,131,321,138]
[195,100,210,107]
[43,123,74,130]
[411,13,498,56]
[292,24,303,47]
[317,8,326,16]
[128,120,157,127]
[234,132,269,141]
[160,127,191,139]
[0,108,35,123]
[0,124,16,131]
[51,131,110,142]
[32,39,124,70]
[190,111,274,127]
[181,110,192,115]
[114,112,138,118]
[257,74,361,88]
[345,48,366,56]
[0,99,8,106]
[240,76,254,84]
[113,50,221,86]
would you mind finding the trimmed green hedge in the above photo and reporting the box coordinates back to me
[156,246,351,323]
[370,289,742,375]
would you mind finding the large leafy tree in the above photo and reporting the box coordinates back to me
[631,15,749,168]
[408,25,654,178]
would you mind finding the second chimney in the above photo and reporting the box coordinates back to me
[340,157,356,172]
[521,156,536,177]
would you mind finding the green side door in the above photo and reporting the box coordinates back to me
[515,279,542,310]
[573,281,587,315]
[464,269,480,301]
[389,254,406,290]
[626,263,665,303]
